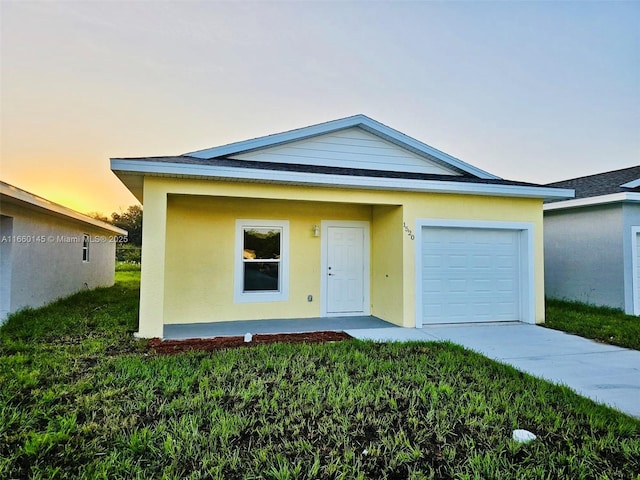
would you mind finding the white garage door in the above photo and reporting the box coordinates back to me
[421,227,522,324]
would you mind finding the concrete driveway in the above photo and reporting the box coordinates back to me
[346,323,640,418]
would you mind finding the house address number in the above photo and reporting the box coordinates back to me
[403,222,415,240]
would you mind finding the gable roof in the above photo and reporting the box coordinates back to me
[184,114,500,180]
[0,181,127,234]
[544,165,640,211]
[111,115,574,202]
[546,165,640,200]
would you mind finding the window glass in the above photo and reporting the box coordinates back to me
[243,228,281,259]
[243,262,279,291]
[82,234,90,262]
[242,227,281,292]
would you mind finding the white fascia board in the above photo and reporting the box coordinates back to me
[184,114,501,180]
[0,181,127,235]
[544,192,640,211]
[184,115,368,158]
[621,178,640,189]
[356,118,500,180]
[111,159,573,200]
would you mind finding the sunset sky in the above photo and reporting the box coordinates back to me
[1,1,638,215]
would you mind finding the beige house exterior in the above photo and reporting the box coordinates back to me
[0,181,127,323]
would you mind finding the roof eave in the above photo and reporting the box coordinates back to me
[111,159,572,201]
[544,192,640,211]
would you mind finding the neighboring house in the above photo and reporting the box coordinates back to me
[110,114,572,338]
[0,181,127,323]
[544,165,640,314]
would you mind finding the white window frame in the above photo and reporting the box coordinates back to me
[82,234,90,262]
[234,219,289,303]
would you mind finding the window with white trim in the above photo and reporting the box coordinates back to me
[82,234,90,262]
[234,220,289,303]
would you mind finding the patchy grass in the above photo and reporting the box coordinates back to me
[115,261,141,272]
[545,298,640,351]
[1,275,639,479]
[0,272,140,345]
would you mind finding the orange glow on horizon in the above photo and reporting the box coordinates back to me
[42,183,139,216]
[1,173,139,217]
[36,190,96,216]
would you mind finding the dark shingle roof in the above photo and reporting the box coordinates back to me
[113,155,550,189]
[546,165,640,200]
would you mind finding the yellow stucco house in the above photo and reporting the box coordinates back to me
[111,115,572,339]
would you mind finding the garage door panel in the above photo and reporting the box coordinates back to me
[448,230,468,243]
[447,303,468,317]
[471,237,492,246]
[497,302,518,314]
[470,255,491,268]
[474,303,492,315]
[423,254,442,268]
[496,255,516,268]
[472,279,492,292]
[448,255,468,268]
[421,227,522,324]
[496,238,516,247]
[497,278,516,292]
[424,303,443,317]
[448,279,468,292]
[423,279,443,293]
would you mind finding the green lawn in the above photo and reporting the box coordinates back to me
[545,298,640,351]
[1,273,639,479]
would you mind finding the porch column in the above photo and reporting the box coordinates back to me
[136,179,167,338]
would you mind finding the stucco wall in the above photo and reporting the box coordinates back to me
[371,205,404,326]
[163,195,371,325]
[402,193,545,328]
[0,216,13,320]
[544,204,624,309]
[0,202,117,321]
[137,176,545,337]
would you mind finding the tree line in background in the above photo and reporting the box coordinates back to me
[89,205,142,263]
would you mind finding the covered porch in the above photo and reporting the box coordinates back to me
[163,315,395,340]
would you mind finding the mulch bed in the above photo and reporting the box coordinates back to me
[149,331,352,355]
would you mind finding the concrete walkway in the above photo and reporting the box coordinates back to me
[347,323,640,418]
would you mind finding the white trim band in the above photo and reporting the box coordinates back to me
[544,192,640,211]
[111,159,573,201]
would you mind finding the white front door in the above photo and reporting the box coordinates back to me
[326,225,366,314]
